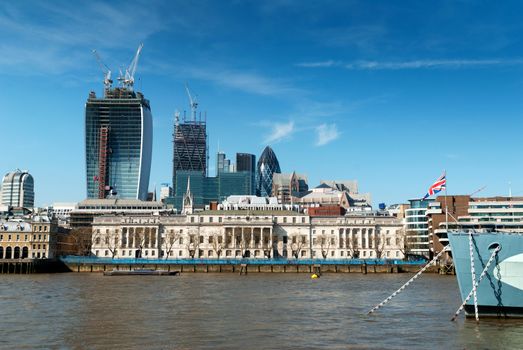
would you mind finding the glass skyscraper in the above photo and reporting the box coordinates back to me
[173,170,253,209]
[236,153,256,194]
[256,146,281,197]
[173,120,207,192]
[1,169,34,208]
[85,88,152,200]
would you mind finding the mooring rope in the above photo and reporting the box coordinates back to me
[451,245,500,321]
[468,233,479,321]
[367,246,450,315]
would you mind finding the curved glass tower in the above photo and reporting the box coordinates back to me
[85,88,152,200]
[256,146,281,197]
[1,169,34,208]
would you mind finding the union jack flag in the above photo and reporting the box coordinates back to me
[423,173,446,200]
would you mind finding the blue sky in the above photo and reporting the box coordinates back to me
[1,0,523,206]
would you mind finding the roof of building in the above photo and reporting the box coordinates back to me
[198,209,305,216]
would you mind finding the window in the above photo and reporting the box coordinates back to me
[209,217,213,223]
[16,235,19,241]
[331,251,334,257]
[179,250,183,256]
[363,251,366,257]
[283,217,287,223]
[219,217,222,223]
[341,251,344,257]
[302,217,305,223]
[200,236,204,244]
[191,217,195,223]
[208,250,213,256]
[283,236,288,244]
[301,251,306,257]
[105,250,109,256]
[293,217,296,223]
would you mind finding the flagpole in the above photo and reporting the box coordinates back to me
[444,170,448,233]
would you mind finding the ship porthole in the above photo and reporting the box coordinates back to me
[488,242,501,252]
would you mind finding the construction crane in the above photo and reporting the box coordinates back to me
[185,83,198,120]
[469,185,487,197]
[118,43,144,90]
[92,49,112,91]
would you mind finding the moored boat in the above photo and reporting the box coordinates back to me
[103,269,179,276]
[448,231,523,317]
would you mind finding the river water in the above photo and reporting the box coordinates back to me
[0,273,522,349]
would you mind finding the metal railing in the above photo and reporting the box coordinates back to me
[60,256,427,266]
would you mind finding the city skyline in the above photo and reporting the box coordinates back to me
[1,1,523,206]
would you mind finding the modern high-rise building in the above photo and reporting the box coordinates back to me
[257,146,281,197]
[173,118,208,192]
[1,169,34,208]
[216,152,231,174]
[85,87,153,200]
[236,153,256,194]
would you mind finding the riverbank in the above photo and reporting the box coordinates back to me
[0,257,454,274]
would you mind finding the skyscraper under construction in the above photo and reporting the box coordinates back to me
[85,44,152,200]
[172,114,208,192]
[172,85,208,193]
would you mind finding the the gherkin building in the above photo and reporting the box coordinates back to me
[256,146,281,197]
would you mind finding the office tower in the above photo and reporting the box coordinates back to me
[1,169,34,208]
[85,45,152,200]
[236,153,256,194]
[256,146,281,197]
[173,118,208,192]
[216,152,231,174]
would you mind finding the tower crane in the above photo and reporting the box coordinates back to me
[469,185,486,197]
[185,83,198,120]
[118,43,144,90]
[92,49,112,91]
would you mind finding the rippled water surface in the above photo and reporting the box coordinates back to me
[1,273,522,349]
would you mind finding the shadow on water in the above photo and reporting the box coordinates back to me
[0,273,522,349]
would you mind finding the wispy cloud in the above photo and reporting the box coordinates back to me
[315,123,340,146]
[297,58,523,70]
[264,121,295,144]
[0,1,169,75]
[184,67,302,96]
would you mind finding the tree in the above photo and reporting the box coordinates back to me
[348,234,360,259]
[397,228,412,260]
[262,234,272,258]
[290,235,307,259]
[68,227,93,256]
[318,234,333,259]
[372,232,386,259]
[94,229,120,258]
[186,229,201,258]
[161,229,181,259]
[210,232,226,259]
[134,228,146,258]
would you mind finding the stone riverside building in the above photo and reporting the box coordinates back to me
[91,211,404,260]
[0,216,74,259]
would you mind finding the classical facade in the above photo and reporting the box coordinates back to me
[0,216,74,259]
[90,211,404,260]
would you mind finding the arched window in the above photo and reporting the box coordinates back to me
[5,246,12,259]
[22,247,29,259]
[0,246,3,259]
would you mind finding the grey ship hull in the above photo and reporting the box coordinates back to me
[448,232,523,317]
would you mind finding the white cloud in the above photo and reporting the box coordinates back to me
[264,121,295,144]
[315,123,339,146]
[184,67,302,96]
[298,58,523,71]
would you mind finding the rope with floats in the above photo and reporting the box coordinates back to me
[367,246,450,315]
[451,244,501,321]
